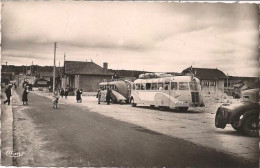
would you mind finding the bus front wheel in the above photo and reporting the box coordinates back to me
[131,98,137,107]
[132,103,137,107]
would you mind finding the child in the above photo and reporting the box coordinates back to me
[53,90,60,104]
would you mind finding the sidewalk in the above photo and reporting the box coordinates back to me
[32,90,259,164]
[1,91,14,166]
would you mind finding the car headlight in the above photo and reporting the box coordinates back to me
[239,115,243,120]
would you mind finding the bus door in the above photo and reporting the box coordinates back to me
[164,81,170,106]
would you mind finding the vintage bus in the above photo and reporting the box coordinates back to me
[131,74,204,111]
[98,79,133,104]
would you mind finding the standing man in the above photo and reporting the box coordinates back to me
[4,85,12,105]
[97,89,101,104]
[80,89,83,103]
[60,88,64,99]
[64,88,69,99]
[106,88,112,105]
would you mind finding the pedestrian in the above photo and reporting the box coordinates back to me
[106,88,112,105]
[4,85,12,105]
[22,87,29,105]
[80,89,83,103]
[97,89,101,104]
[53,90,60,107]
[60,88,64,99]
[64,88,69,99]
[76,89,83,103]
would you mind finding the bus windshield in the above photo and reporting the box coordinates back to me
[189,82,199,91]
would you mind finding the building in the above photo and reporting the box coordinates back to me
[62,61,114,92]
[219,76,259,97]
[182,67,227,93]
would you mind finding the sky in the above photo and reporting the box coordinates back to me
[1,2,259,77]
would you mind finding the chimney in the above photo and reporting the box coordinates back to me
[103,62,108,73]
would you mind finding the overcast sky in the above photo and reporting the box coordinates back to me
[1,2,259,77]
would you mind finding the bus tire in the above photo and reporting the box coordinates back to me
[178,107,188,112]
[159,106,166,111]
[150,105,155,108]
[132,103,137,107]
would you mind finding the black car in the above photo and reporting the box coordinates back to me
[215,88,259,137]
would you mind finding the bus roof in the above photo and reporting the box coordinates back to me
[134,76,199,83]
[99,80,128,86]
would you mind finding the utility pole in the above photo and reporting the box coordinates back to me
[25,64,27,80]
[31,61,33,84]
[5,62,7,73]
[226,73,229,90]
[64,52,66,74]
[59,61,60,75]
[53,42,57,93]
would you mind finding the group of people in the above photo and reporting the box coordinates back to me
[59,88,69,99]
[56,88,83,103]
[97,88,112,105]
[4,83,29,106]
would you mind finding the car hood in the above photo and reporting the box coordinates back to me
[220,101,259,112]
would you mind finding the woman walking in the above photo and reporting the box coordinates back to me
[76,89,82,103]
[22,87,29,105]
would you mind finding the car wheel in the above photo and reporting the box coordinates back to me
[215,108,227,129]
[231,123,242,132]
[242,115,259,137]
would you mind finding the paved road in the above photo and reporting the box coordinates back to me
[13,88,257,167]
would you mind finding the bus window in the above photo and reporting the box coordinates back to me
[171,82,178,90]
[158,82,163,90]
[151,83,157,90]
[114,85,117,90]
[179,82,189,90]
[136,83,140,90]
[164,84,169,90]
[104,85,106,89]
[141,83,145,90]
[189,82,198,90]
[146,83,151,90]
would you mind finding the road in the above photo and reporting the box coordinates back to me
[7,87,257,167]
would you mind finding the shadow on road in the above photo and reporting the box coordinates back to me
[214,129,256,138]
[131,106,204,114]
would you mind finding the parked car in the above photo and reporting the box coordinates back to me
[215,88,259,137]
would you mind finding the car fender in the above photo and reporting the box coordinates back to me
[238,109,259,127]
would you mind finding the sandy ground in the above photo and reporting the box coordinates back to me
[30,89,258,163]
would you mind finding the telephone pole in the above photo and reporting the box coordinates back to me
[53,42,57,93]
[31,61,33,84]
